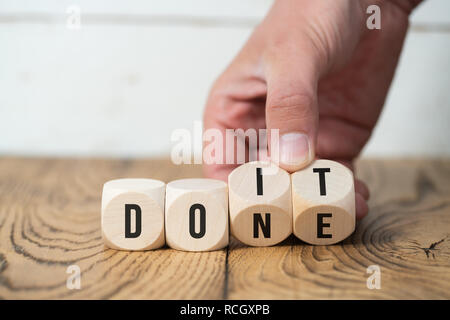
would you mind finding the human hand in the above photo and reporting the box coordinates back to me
[203,0,421,219]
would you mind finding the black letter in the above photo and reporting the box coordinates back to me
[256,167,263,196]
[125,204,142,238]
[189,203,206,238]
[313,168,330,196]
[317,213,332,238]
[253,213,271,238]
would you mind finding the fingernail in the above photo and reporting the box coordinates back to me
[279,132,311,169]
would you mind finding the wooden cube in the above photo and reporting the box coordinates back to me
[228,161,292,246]
[101,178,165,250]
[291,159,355,245]
[165,178,229,251]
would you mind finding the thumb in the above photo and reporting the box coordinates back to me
[265,44,322,173]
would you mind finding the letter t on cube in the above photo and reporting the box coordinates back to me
[292,159,356,245]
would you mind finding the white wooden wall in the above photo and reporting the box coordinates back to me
[1,0,449,157]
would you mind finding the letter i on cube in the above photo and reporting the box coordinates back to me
[228,161,292,247]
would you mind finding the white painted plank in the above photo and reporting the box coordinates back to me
[410,0,450,25]
[1,0,449,25]
[362,30,450,156]
[0,12,449,157]
[0,24,252,156]
[0,0,273,19]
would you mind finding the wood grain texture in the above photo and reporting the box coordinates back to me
[0,157,225,299]
[226,159,450,299]
[0,157,449,299]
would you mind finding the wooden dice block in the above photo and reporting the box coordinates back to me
[102,178,165,250]
[291,159,355,245]
[228,161,292,246]
[165,178,228,252]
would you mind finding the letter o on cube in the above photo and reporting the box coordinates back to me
[101,178,165,250]
[292,159,355,245]
[165,178,229,252]
[228,161,292,246]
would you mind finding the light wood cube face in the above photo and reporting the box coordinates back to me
[101,179,165,251]
[291,159,355,245]
[165,178,229,252]
[228,161,292,247]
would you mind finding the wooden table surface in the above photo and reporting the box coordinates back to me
[0,157,449,299]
